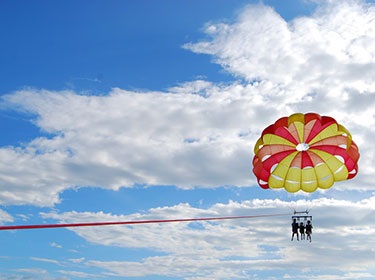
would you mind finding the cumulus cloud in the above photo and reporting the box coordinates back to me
[184,1,375,91]
[40,196,375,279]
[0,0,374,207]
[0,84,256,205]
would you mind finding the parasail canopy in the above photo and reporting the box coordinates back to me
[252,113,360,193]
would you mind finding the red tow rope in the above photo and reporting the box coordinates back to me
[0,213,290,231]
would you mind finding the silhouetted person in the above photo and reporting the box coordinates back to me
[299,222,305,240]
[291,218,299,241]
[306,220,313,242]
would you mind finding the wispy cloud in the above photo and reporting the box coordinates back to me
[30,257,61,265]
[50,242,62,249]
[0,209,13,223]
[58,269,102,278]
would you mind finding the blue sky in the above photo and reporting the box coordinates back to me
[0,0,374,279]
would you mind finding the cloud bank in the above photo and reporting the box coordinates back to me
[40,196,375,279]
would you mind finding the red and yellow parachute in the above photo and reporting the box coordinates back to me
[252,113,360,193]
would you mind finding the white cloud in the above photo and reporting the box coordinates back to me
[58,269,101,279]
[50,242,62,249]
[0,84,262,205]
[30,257,61,265]
[0,209,14,224]
[184,1,375,92]
[16,268,48,275]
[0,273,68,280]
[41,196,375,279]
[68,257,85,264]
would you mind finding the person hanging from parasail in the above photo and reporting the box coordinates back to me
[299,221,305,240]
[291,218,299,241]
[305,220,313,242]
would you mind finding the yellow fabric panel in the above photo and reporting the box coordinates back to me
[333,165,349,181]
[301,181,318,192]
[286,167,302,183]
[270,164,289,185]
[337,124,352,150]
[285,166,303,192]
[293,121,305,143]
[302,167,316,182]
[285,167,302,192]
[311,150,348,181]
[284,179,301,193]
[269,174,285,189]
[313,162,334,189]
[311,150,338,167]
[314,150,348,181]
[318,175,334,189]
[301,167,318,192]
[254,137,264,154]
[288,113,305,126]
[262,134,296,146]
[308,123,341,145]
[272,152,297,175]
[269,152,298,190]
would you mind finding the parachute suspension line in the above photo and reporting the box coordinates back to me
[0,213,291,231]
